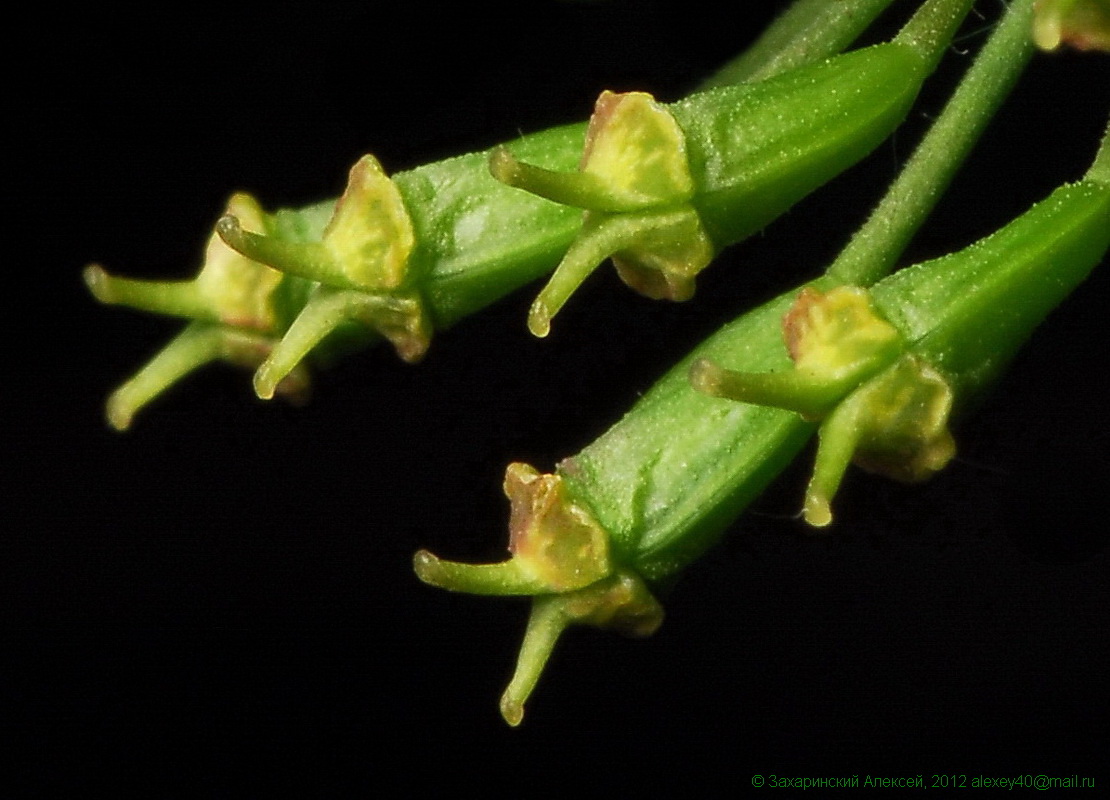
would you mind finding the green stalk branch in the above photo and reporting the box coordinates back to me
[700,0,899,87]
[829,0,1038,286]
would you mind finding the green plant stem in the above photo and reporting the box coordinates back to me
[896,0,975,69]
[700,0,899,87]
[829,0,1038,286]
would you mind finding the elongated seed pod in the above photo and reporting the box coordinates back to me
[491,0,974,335]
[86,0,971,427]
[415,126,1110,725]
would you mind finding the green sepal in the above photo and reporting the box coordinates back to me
[689,356,849,418]
[489,147,649,214]
[85,193,310,429]
[805,355,955,526]
[492,91,695,211]
[413,461,662,726]
[417,559,663,727]
[102,321,311,431]
[493,90,714,336]
[499,571,663,727]
[691,286,904,418]
[527,207,713,337]
[414,462,612,595]
[218,155,415,292]
[86,193,283,331]
[217,154,435,395]
[252,286,432,400]
[691,285,957,527]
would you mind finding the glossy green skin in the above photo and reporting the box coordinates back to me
[397,123,586,327]
[561,177,1110,583]
[675,42,926,247]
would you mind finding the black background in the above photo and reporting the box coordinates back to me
[11,0,1110,792]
